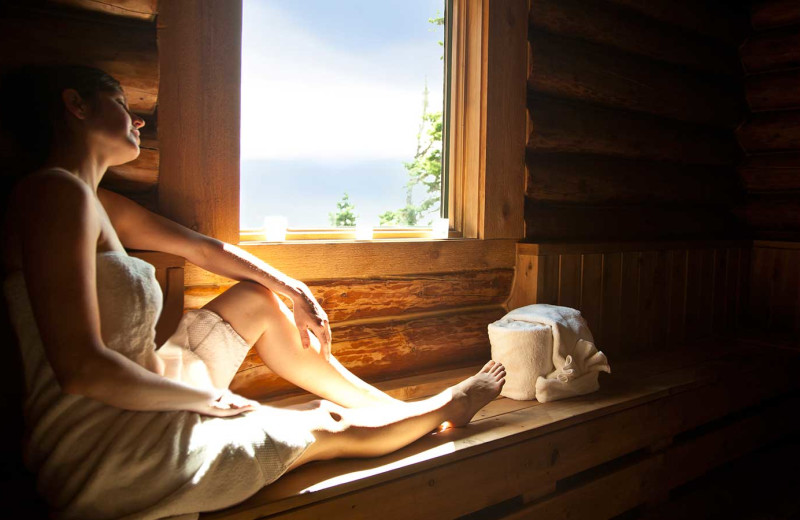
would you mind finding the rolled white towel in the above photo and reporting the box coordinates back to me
[488,304,611,403]
[488,320,552,400]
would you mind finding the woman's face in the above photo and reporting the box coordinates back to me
[83,89,145,166]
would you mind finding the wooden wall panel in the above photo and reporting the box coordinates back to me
[619,252,641,357]
[580,254,603,338]
[599,252,623,354]
[746,241,800,336]
[665,250,688,346]
[511,242,749,360]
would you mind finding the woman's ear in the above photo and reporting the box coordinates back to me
[61,88,88,120]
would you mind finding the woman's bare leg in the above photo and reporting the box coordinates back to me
[287,361,506,470]
[202,281,398,408]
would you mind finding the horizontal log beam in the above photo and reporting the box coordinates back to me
[230,307,505,399]
[742,196,800,232]
[530,0,740,76]
[745,69,800,112]
[0,5,158,113]
[751,0,800,31]
[527,95,739,165]
[736,110,800,152]
[603,0,749,45]
[524,203,743,241]
[48,0,158,21]
[739,152,800,192]
[186,269,514,323]
[526,153,742,205]
[528,30,744,128]
[740,27,800,74]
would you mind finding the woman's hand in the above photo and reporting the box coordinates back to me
[290,283,332,360]
[200,389,261,417]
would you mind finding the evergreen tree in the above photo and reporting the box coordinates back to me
[380,14,444,227]
[328,192,358,227]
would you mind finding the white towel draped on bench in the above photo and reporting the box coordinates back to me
[488,304,611,402]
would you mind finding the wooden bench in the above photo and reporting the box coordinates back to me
[200,339,800,520]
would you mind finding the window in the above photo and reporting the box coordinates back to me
[239,0,449,241]
[158,0,526,262]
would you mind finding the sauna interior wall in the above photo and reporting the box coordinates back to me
[739,0,800,338]
[525,0,749,241]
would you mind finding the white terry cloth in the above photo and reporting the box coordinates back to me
[488,304,611,402]
[3,251,314,520]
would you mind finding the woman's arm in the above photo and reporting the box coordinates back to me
[15,172,257,415]
[98,188,332,357]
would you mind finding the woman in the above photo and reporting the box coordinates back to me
[0,65,505,520]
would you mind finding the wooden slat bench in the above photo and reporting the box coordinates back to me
[201,340,800,520]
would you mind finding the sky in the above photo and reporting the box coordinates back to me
[240,0,445,228]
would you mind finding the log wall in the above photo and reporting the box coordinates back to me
[526,0,749,241]
[737,0,800,240]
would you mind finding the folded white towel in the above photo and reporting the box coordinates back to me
[488,304,611,402]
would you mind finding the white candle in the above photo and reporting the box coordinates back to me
[263,216,288,242]
[355,223,373,241]
[432,218,450,239]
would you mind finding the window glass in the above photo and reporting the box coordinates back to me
[241,0,445,230]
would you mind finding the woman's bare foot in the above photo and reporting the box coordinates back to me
[448,361,506,427]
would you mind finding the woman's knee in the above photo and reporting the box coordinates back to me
[201,281,283,343]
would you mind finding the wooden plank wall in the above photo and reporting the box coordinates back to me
[737,0,800,240]
[507,242,751,361]
[525,0,749,241]
[0,0,159,210]
[747,241,800,337]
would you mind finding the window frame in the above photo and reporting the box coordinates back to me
[157,0,526,280]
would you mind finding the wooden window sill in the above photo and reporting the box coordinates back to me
[184,238,518,283]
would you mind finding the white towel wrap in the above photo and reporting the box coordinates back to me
[488,304,611,402]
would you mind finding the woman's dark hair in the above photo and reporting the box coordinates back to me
[0,65,122,168]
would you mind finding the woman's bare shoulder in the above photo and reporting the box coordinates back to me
[4,169,98,273]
